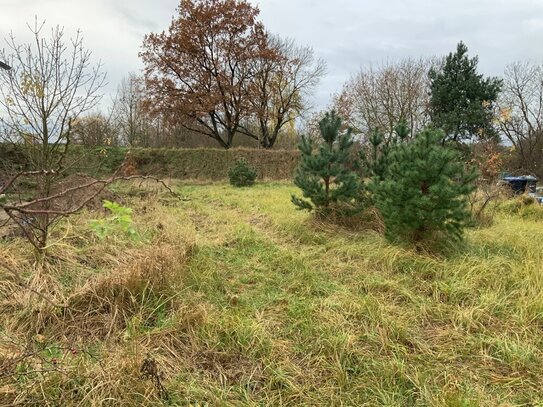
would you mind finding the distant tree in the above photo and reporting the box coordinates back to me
[113,73,152,147]
[0,22,106,169]
[301,109,328,146]
[336,58,433,141]
[239,36,326,148]
[72,113,118,146]
[429,42,502,144]
[292,111,361,214]
[374,128,478,245]
[140,0,276,149]
[497,61,543,176]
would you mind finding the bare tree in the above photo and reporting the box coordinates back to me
[71,74,150,148]
[334,58,435,141]
[239,36,326,148]
[113,73,153,147]
[497,61,543,176]
[0,21,106,251]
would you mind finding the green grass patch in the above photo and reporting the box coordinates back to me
[2,182,543,405]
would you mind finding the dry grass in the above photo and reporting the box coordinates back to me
[1,181,543,406]
[0,186,195,406]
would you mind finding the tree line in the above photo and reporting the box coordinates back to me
[77,0,542,178]
[331,44,542,177]
[1,1,542,167]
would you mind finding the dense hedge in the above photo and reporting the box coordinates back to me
[0,145,300,181]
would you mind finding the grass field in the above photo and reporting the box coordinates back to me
[2,181,543,406]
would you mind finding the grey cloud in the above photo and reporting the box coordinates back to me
[257,0,543,107]
[1,0,542,111]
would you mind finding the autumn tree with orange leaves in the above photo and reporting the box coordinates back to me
[140,0,276,149]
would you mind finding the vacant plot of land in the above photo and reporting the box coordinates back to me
[2,182,543,406]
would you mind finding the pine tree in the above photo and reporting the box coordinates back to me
[429,42,502,143]
[291,111,360,214]
[361,121,410,181]
[374,127,478,244]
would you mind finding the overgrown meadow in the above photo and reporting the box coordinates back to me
[0,0,541,404]
[2,181,543,406]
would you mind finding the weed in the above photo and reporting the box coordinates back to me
[89,200,139,240]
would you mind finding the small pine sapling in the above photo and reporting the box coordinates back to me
[361,121,410,180]
[228,158,257,187]
[359,121,410,208]
[291,111,361,215]
[373,128,478,245]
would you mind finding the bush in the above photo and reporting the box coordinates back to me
[228,158,257,187]
[374,128,478,245]
[89,200,138,240]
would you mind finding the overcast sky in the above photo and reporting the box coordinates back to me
[1,0,542,111]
